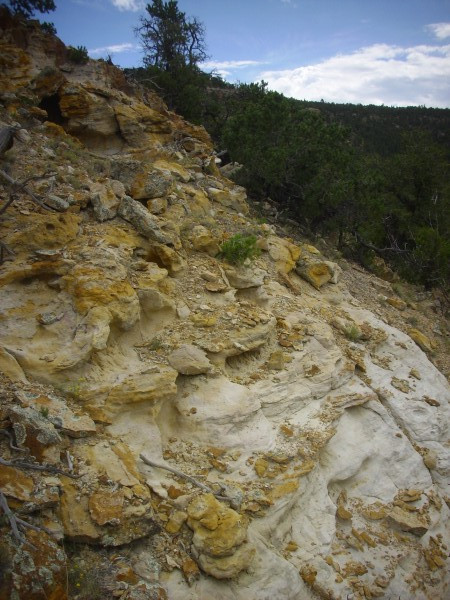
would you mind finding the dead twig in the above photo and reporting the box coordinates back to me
[0,490,55,550]
[0,456,79,479]
[0,428,26,452]
[0,489,26,545]
[139,454,230,502]
[0,239,14,262]
[0,168,56,213]
[65,450,73,473]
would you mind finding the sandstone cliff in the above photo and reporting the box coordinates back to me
[0,11,449,600]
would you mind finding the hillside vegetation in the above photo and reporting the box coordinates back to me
[126,68,450,292]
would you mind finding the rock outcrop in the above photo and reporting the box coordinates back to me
[0,11,449,600]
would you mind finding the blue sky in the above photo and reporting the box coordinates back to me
[38,0,450,107]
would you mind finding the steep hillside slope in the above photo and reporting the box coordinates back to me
[0,12,449,600]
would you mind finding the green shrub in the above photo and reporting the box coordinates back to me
[218,233,260,265]
[148,336,163,351]
[67,45,89,65]
[40,21,57,35]
[343,325,362,341]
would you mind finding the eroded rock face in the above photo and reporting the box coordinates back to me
[0,16,449,600]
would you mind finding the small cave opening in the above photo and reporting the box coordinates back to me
[39,94,66,125]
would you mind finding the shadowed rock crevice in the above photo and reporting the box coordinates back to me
[38,94,66,126]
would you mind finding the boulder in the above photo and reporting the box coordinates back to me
[118,196,174,245]
[197,543,255,579]
[408,328,433,352]
[0,346,27,382]
[206,186,248,214]
[168,344,212,375]
[190,225,220,255]
[387,506,429,536]
[130,168,173,201]
[187,493,254,579]
[264,235,301,273]
[224,266,265,289]
[90,181,121,221]
[88,489,125,526]
[295,251,341,289]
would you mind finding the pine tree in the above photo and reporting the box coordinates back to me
[136,0,207,72]
[5,0,56,18]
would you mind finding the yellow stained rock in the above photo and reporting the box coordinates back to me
[83,442,140,487]
[0,43,32,92]
[190,313,217,327]
[0,347,28,383]
[102,368,178,416]
[254,457,269,477]
[300,565,317,585]
[190,225,220,256]
[265,235,301,273]
[409,368,421,380]
[65,267,138,321]
[6,212,81,252]
[132,483,151,500]
[388,505,429,536]
[181,557,201,584]
[298,263,332,289]
[197,543,255,579]
[391,377,410,393]
[408,328,433,352]
[187,493,248,557]
[153,159,191,183]
[165,509,188,534]
[88,489,124,525]
[285,541,298,552]
[342,561,368,577]
[280,424,294,437]
[60,480,100,542]
[303,244,321,255]
[362,505,387,520]
[337,505,352,520]
[0,465,34,501]
[147,244,185,275]
[387,297,407,311]
[167,485,185,499]
[59,85,91,118]
[268,479,299,502]
[267,350,286,371]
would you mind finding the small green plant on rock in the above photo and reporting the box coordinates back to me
[217,233,260,265]
[67,45,89,65]
[40,22,57,35]
[148,336,163,351]
[343,325,362,342]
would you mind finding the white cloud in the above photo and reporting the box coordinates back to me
[89,42,139,56]
[259,43,450,107]
[201,59,265,78]
[426,22,450,40]
[110,0,144,11]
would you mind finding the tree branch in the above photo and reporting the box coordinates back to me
[353,230,409,254]
[139,454,230,502]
